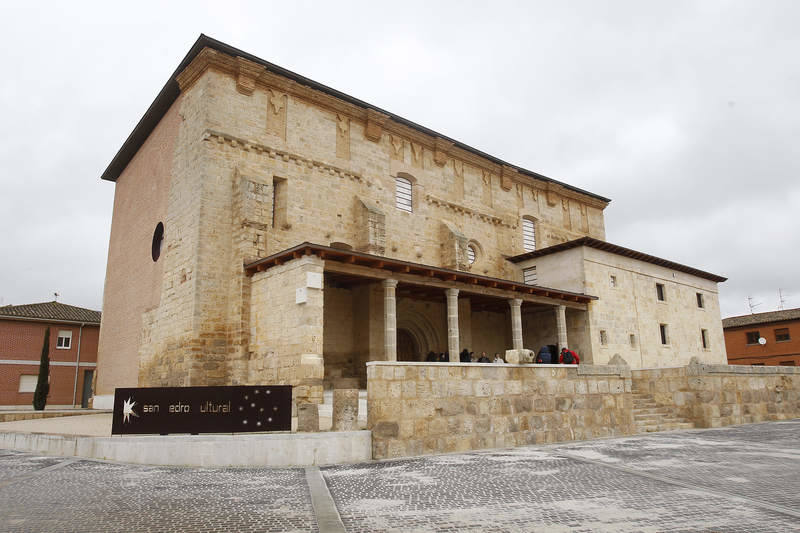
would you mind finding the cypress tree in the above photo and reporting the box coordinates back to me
[33,328,50,411]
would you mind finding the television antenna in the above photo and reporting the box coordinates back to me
[778,288,787,310]
[53,292,59,302]
[747,296,762,314]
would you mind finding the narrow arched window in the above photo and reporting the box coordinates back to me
[522,218,536,252]
[467,244,476,265]
[395,176,412,212]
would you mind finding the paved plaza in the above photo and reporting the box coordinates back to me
[1,420,798,532]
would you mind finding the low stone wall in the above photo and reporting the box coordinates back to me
[367,362,634,460]
[631,363,800,428]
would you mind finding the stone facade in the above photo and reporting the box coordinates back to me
[96,39,610,404]
[516,245,727,367]
[95,37,726,424]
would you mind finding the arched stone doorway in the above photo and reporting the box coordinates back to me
[397,328,420,362]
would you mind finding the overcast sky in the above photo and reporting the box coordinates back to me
[0,1,797,319]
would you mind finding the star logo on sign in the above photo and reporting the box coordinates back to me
[122,397,139,424]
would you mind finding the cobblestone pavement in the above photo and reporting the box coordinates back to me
[1,420,798,532]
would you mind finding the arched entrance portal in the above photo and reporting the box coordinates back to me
[397,328,420,362]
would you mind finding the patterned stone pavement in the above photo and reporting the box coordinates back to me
[1,420,798,532]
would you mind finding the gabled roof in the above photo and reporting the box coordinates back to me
[0,301,101,325]
[99,34,610,205]
[722,308,800,329]
[506,236,727,283]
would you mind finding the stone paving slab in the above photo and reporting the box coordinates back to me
[0,420,798,532]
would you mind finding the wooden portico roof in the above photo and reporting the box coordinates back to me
[244,243,597,308]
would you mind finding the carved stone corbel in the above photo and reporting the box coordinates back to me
[501,165,518,191]
[364,109,389,142]
[434,137,453,166]
[236,56,265,95]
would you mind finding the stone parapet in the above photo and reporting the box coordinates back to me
[631,363,800,428]
[366,362,634,460]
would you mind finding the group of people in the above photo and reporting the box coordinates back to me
[535,345,580,365]
[422,345,580,365]
[424,350,506,364]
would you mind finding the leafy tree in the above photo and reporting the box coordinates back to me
[33,328,50,410]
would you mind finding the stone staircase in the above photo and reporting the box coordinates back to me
[631,387,695,433]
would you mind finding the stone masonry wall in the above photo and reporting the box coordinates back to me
[249,256,325,405]
[367,362,634,459]
[631,363,800,428]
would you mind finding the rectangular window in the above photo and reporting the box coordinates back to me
[523,266,537,285]
[745,331,760,345]
[56,330,72,349]
[522,218,536,252]
[610,275,617,288]
[395,176,413,212]
[779,360,796,366]
[656,283,666,301]
[272,177,287,228]
[629,334,637,347]
[659,324,669,345]
[696,293,704,308]
[600,330,608,345]
[752,363,764,366]
[775,328,791,342]
[701,329,709,349]
[18,375,37,393]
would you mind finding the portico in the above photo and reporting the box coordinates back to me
[245,243,596,395]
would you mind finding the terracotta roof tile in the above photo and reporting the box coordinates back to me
[0,301,101,324]
[722,308,800,329]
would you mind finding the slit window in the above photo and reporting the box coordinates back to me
[523,266,537,285]
[610,275,617,288]
[600,330,608,345]
[629,334,637,347]
[272,177,287,227]
[522,218,536,252]
[701,329,709,349]
[659,324,669,345]
[395,177,413,212]
[696,293,704,308]
[656,283,666,301]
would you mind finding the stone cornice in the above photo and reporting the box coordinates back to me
[203,129,365,184]
[176,47,609,211]
[424,194,514,228]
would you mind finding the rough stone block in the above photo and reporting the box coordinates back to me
[297,403,319,432]
[332,389,359,431]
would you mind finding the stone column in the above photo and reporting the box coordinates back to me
[445,288,460,362]
[383,279,398,361]
[555,304,568,351]
[509,298,523,350]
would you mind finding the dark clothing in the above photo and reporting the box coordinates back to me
[478,356,491,363]
[536,345,555,364]
[459,349,471,363]
[438,353,448,362]
[426,351,438,362]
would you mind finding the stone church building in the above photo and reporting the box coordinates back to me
[93,35,727,409]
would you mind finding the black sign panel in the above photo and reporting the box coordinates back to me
[111,386,292,435]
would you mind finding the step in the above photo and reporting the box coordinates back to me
[632,407,670,415]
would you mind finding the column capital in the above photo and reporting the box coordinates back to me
[508,298,523,308]
[382,279,399,289]
[445,288,459,299]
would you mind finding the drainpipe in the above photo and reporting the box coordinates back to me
[72,323,85,407]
